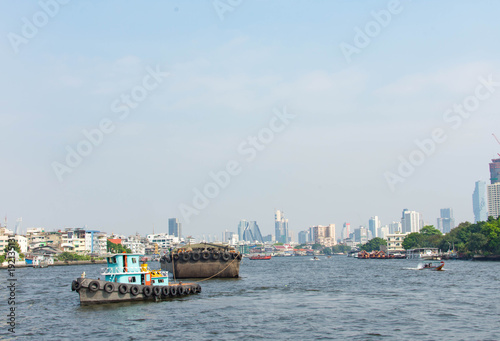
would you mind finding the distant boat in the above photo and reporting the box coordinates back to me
[419,261,445,271]
[249,255,271,260]
[311,256,320,261]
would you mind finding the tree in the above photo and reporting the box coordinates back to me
[360,238,387,252]
[420,225,442,236]
[402,233,423,250]
[323,247,332,255]
[467,233,488,254]
[311,243,323,250]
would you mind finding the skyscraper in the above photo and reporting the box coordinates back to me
[401,209,423,233]
[437,208,455,233]
[298,230,310,244]
[275,210,289,243]
[368,216,381,239]
[242,221,264,243]
[341,223,350,241]
[489,158,500,184]
[311,224,336,247]
[168,218,182,238]
[487,183,500,219]
[237,220,247,241]
[473,181,488,223]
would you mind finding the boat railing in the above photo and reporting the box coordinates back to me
[101,267,141,274]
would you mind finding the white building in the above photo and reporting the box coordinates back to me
[387,231,409,252]
[146,233,179,249]
[487,183,500,219]
[401,210,423,233]
[378,226,390,240]
[122,234,146,254]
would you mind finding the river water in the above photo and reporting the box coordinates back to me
[2,256,500,340]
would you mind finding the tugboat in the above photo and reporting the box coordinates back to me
[160,243,242,279]
[71,253,201,305]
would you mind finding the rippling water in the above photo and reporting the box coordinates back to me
[3,256,500,340]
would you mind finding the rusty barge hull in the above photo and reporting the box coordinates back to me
[161,259,241,278]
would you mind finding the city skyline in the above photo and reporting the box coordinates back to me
[2,2,500,238]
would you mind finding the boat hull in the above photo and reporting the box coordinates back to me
[161,250,241,279]
[72,278,200,305]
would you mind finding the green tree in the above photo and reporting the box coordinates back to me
[311,243,323,250]
[467,233,488,254]
[323,247,332,255]
[402,233,423,250]
[360,238,387,252]
[420,225,442,236]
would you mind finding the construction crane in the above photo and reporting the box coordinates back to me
[493,133,500,157]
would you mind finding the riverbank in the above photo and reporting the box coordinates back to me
[0,259,107,269]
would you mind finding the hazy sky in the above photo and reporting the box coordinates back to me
[1,0,500,240]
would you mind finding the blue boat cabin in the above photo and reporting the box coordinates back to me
[103,253,169,286]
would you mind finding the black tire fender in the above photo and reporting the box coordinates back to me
[212,251,220,260]
[191,252,201,261]
[130,285,140,296]
[118,284,127,294]
[178,285,186,295]
[162,286,170,297]
[153,286,162,296]
[143,286,152,297]
[182,252,191,262]
[88,281,99,292]
[222,252,231,261]
[71,280,78,291]
[170,286,178,296]
[201,251,210,260]
[104,283,114,293]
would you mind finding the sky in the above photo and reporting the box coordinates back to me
[1,0,500,240]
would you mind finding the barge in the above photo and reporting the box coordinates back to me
[72,253,200,305]
[160,243,242,279]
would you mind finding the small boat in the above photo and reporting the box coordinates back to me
[311,256,320,261]
[249,255,271,260]
[72,253,201,305]
[419,261,445,271]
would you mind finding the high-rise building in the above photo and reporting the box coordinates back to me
[437,208,455,233]
[237,220,247,241]
[368,216,381,239]
[388,221,402,234]
[401,209,423,233]
[242,221,264,243]
[489,158,500,184]
[354,226,368,244]
[341,223,350,241]
[298,230,310,244]
[168,218,182,238]
[311,224,336,247]
[473,181,488,223]
[275,210,289,243]
[487,183,500,219]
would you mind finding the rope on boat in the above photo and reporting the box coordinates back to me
[195,255,240,283]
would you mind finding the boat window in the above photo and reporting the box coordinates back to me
[128,277,136,283]
[131,258,137,264]
[158,279,164,283]
[108,257,116,264]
